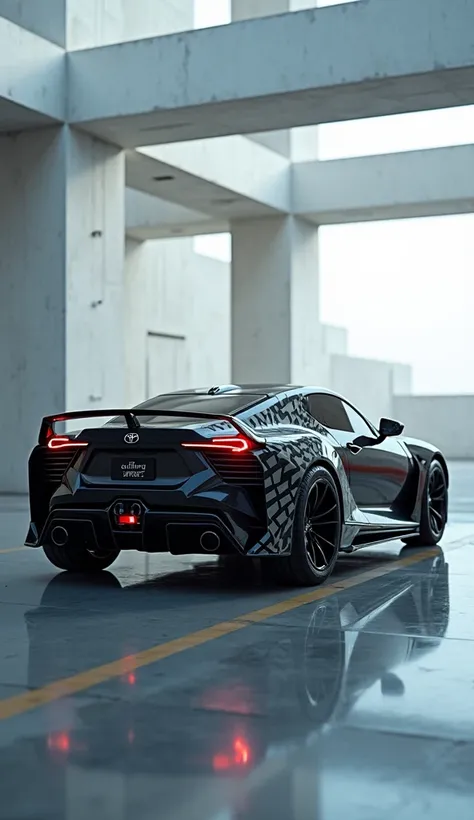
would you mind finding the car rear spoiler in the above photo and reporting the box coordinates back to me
[38,409,265,446]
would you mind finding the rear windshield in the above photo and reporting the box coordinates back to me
[133,393,264,416]
[106,393,265,426]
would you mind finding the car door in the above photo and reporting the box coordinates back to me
[307,394,410,510]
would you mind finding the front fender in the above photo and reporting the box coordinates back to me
[403,437,449,522]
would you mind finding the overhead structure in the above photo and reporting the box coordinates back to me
[0,0,473,492]
[126,144,474,239]
[67,0,474,147]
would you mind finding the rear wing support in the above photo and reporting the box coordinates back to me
[38,408,265,446]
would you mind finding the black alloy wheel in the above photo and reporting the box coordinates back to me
[303,477,341,573]
[427,464,448,538]
[298,599,345,722]
[403,459,448,547]
[274,465,342,587]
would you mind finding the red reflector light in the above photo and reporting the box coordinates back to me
[47,732,70,753]
[47,436,88,450]
[182,436,255,454]
[118,514,139,525]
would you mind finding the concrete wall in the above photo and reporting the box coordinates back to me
[329,354,405,426]
[0,0,65,46]
[124,238,230,406]
[391,363,413,396]
[394,395,474,459]
[322,324,348,357]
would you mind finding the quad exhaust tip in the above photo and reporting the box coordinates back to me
[200,531,221,553]
[51,525,68,547]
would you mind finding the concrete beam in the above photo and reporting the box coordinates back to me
[125,188,227,240]
[126,136,289,227]
[293,145,474,224]
[68,0,474,147]
[127,144,474,238]
[0,15,65,127]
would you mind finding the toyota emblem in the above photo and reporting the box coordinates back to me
[124,432,140,444]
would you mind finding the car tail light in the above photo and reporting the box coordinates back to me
[182,436,257,454]
[47,436,88,450]
[117,514,139,526]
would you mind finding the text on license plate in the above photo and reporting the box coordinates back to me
[111,457,155,481]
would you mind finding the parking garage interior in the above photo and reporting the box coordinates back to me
[1,1,474,818]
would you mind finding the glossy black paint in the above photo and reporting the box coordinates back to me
[25,385,448,562]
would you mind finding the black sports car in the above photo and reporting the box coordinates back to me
[25,384,449,585]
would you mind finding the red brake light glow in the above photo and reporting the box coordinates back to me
[182,436,255,454]
[118,514,139,526]
[212,737,251,771]
[47,436,88,450]
[47,732,70,754]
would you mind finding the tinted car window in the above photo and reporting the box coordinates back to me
[307,394,353,432]
[133,393,265,415]
[343,403,375,437]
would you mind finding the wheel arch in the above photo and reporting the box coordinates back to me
[404,440,449,489]
[306,457,345,523]
[432,452,449,488]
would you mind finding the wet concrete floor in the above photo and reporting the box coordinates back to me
[0,462,474,819]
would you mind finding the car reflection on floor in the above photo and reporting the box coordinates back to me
[22,550,449,787]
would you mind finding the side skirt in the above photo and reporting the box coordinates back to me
[341,526,419,552]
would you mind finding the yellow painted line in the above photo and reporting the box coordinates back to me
[0,547,439,722]
[0,547,26,555]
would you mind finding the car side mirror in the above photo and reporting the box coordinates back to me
[381,673,405,697]
[379,417,404,438]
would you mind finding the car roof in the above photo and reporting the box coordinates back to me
[150,384,338,399]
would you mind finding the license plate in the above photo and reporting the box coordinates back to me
[111,457,155,481]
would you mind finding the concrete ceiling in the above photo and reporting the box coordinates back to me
[126,148,283,221]
[68,0,474,147]
[125,189,228,240]
[125,134,290,236]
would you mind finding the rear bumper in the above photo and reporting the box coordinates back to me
[26,491,266,556]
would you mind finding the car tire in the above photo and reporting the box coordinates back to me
[43,542,120,572]
[402,459,448,547]
[274,465,342,587]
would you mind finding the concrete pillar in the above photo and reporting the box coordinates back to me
[67,0,194,49]
[0,0,194,49]
[231,216,323,385]
[231,0,290,21]
[0,126,124,493]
